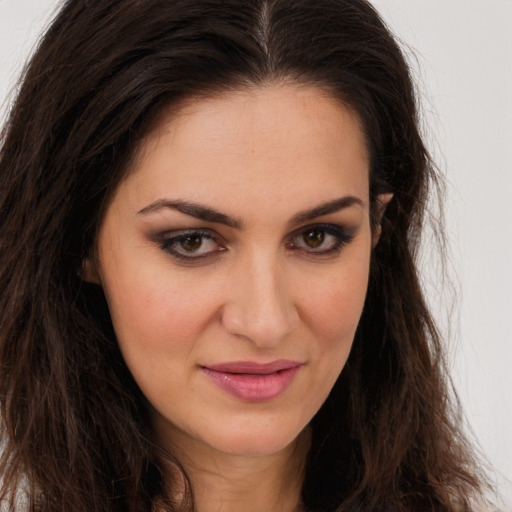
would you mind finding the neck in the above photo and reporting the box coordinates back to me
[158,428,310,512]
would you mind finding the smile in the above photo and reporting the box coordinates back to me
[201,360,303,402]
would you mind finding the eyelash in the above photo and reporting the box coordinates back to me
[157,224,354,263]
[286,224,354,256]
[158,230,224,262]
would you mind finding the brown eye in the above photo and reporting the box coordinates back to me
[302,229,325,248]
[159,230,226,261]
[287,224,354,255]
[180,235,203,252]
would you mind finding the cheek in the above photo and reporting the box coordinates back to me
[100,261,222,362]
[295,251,370,392]
[99,266,226,414]
[134,286,207,342]
[299,257,370,342]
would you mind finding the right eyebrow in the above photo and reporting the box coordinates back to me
[137,199,243,229]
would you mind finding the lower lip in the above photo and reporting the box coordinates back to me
[201,366,301,402]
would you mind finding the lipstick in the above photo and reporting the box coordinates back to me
[201,360,302,402]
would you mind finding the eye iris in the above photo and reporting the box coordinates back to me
[180,235,203,252]
[303,229,324,248]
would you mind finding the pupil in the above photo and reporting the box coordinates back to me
[304,229,324,248]
[181,236,202,252]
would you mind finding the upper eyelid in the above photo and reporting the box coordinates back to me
[288,223,355,251]
[158,230,223,261]
[154,228,220,250]
[156,227,218,240]
[155,222,352,241]
[287,222,352,238]
[154,224,354,265]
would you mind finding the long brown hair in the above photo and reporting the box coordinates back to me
[0,0,486,510]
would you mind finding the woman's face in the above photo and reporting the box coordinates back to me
[84,84,378,459]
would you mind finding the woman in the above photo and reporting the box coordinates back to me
[0,0,490,510]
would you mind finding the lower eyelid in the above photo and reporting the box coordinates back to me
[290,226,354,249]
[159,231,226,260]
[156,226,354,260]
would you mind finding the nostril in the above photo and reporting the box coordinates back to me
[219,259,299,346]
[220,297,298,347]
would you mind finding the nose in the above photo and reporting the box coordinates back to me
[220,253,299,348]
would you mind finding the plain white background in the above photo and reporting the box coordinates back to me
[1,0,511,508]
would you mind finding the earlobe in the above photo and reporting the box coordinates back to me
[372,193,393,248]
[372,224,382,248]
[80,257,102,285]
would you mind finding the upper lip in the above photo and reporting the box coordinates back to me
[202,360,302,374]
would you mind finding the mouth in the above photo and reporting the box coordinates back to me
[201,360,303,402]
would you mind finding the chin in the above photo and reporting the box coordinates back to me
[199,418,309,458]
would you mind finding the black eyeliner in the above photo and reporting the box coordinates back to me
[155,229,224,262]
[287,223,356,256]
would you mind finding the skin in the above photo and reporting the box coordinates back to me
[83,83,390,512]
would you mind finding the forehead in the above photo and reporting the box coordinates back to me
[116,84,370,217]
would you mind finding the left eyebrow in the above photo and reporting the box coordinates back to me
[290,196,364,226]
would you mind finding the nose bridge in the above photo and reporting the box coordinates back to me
[221,247,298,346]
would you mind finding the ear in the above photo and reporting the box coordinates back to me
[80,257,102,285]
[372,193,393,248]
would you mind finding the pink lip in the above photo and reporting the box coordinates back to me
[201,360,302,402]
